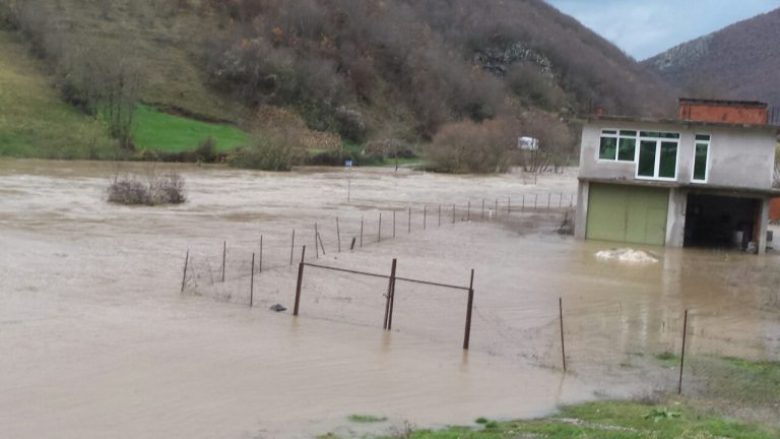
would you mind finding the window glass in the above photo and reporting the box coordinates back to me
[640,131,680,139]
[599,136,617,160]
[693,142,708,181]
[638,140,656,177]
[659,141,677,178]
[695,134,711,142]
[619,130,637,137]
[618,137,636,161]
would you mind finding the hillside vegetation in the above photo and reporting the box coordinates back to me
[644,8,780,111]
[0,0,675,165]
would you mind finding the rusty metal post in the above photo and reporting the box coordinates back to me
[250,253,255,307]
[383,259,398,330]
[559,297,567,372]
[318,229,326,256]
[289,229,295,266]
[180,250,189,293]
[387,259,398,331]
[678,309,689,395]
[463,269,475,350]
[221,241,226,283]
[336,217,342,253]
[293,246,306,316]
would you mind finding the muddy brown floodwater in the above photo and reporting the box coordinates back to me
[1,159,778,438]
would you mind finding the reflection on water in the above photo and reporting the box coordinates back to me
[0,159,778,438]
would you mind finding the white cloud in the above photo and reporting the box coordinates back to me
[546,0,780,59]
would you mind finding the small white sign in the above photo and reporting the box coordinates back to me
[345,160,353,168]
[518,136,539,151]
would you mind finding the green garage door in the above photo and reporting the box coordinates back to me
[586,184,669,246]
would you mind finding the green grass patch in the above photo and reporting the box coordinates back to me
[384,401,779,439]
[132,104,249,153]
[347,414,388,423]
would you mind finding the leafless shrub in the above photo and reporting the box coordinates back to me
[425,118,514,174]
[229,126,306,171]
[107,173,186,206]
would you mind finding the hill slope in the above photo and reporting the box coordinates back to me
[643,8,780,109]
[0,0,675,156]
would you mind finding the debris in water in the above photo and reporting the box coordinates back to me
[595,248,659,264]
[270,304,287,312]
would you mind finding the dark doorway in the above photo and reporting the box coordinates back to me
[684,194,759,249]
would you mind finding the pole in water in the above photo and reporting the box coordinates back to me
[383,258,398,330]
[534,194,538,209]
[386,259,398,331]
[678,309,689,395]
[221,241,226,283]
[293,246,306,316]
[317,229,326,256]
[522,194,525,211]
[559,297,567,372]
[336,217,342,253]
[250,253,255,307]
[290,229,295,266]
[393,210,396,239]
[314,222,320,259]
[180,249,189,293]
[463,269,475,350]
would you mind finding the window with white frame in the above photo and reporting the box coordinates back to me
[692,134,710,182]
[636,131,680,180]
[599,130,637,161]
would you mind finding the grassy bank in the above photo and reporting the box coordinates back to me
[132,105,249,153]
[385,401,779,439]
[0,31,116,159]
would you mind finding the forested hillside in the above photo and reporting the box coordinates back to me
[0,0,675,160]
[644,8,780,110]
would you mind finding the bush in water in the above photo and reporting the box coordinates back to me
[107,173,186,206]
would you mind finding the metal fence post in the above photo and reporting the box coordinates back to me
[463,269,475,350]
[180,250,189,293]
[678,309,689,394]
[293,246,307,316]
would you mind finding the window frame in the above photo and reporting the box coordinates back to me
[691,134,711,184]
[597,129,638,163]
[634,131,681,182]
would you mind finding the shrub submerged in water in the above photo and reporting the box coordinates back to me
[107,173,186,206]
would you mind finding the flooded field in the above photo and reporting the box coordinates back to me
[1,159,778,438]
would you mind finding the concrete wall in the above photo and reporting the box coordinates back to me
[579,120,776,190]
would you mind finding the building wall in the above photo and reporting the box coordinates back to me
[679,102,768,125]
[579,120,776,190]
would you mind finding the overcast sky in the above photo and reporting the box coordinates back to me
[546,0,780,60]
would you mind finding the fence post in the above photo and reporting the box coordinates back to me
[221,241,226,283]
[378,213,382,242]
[463,269,475,350]
[337,217,342,253]
[315,222,320,259]
[570,194,574,208]
[318,229,326,256]
[678,309,689,395]
[559,297,567,372]
[387,259,398,331]
[290,229,295,266]
[180,250,189,293]
[360,216,364,247]
[293,246,306,316]
[383,258,398,330]
[250,253,255,307]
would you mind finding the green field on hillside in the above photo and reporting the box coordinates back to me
[0,31,116,159]
[132,105,249,153]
